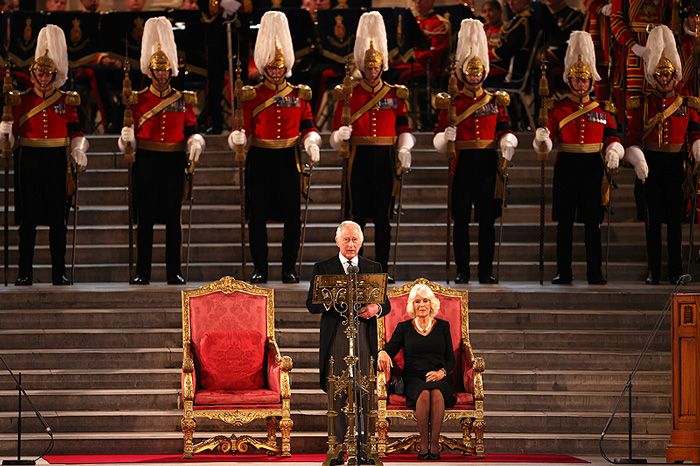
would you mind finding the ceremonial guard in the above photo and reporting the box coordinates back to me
[329,11,415,283]
[533,31,624,285]
[488,0,538,82]
[583,0,612,101]
[610,0,671,109]
[625,25,700,284]
[433,19,517,284]
[0,25,88,286]
[118,17,205,285]
[228,11,321,284]
[679,5,700,97]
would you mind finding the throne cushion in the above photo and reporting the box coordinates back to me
[198,330,265,390]
[194,388,281,407]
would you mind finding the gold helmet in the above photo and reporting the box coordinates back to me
[364,40,383,69]
[654,56,676,77]
[31,49,57,75]
[149,43,172,73]
[566,55,593,80]
[464,55,485,78]
[268,43,286,69]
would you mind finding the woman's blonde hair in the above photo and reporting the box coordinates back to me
[406,284,440,318]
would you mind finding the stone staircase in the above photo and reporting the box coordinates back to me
[0,132,697,458]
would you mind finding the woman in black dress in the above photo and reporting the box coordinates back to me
[378,284,455,460]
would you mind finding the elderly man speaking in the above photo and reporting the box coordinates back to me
[306,220,391,463]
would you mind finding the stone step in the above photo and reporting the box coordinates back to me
[0,368,670,392]
[0,431,671,456]
[0,307,667,331]
[0,409,671,435]
[0,388,671,412]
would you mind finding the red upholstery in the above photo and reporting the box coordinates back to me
[188,291,270,393]
[194,389,281,406]
[386,292,466,392]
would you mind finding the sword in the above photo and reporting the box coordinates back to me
[392,169,405,281]
[604,169,616,281]
[298,162,313,279]
[2,63,12,287]
[495,158,509,282]
[537,51,550,286]
[184,161,196,282]
[70,161,79,284]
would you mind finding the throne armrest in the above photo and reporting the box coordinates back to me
[181,341,196,402]
[461,341,485,400]
[267,338,293,401]
[376,370,388,401]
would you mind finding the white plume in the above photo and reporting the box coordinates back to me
[455,19,490,81]
[35,25,68,89]
[354,11,389,72]
[254,11,295,78]
[140,16,179,79]
[563,30,601,82]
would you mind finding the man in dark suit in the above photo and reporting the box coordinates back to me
[306,220,391,459]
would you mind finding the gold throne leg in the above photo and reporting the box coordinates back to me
[376,419,389,457]
[280,416,293,457]
[266,417,279,451]
[473,418,486,458]
[181,416,197,459]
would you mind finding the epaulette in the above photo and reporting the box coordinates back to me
[392,84,409,100]
[493,90,510,107]
[627,95,642,110]
[687,96,700,110]
[61,90,80,106]
[543,97,556,110]
[603,100,616,114]
[295,84,312,101]
[240,85,257,102]
[182,90,197,105]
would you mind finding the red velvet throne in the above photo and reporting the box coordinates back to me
[180,276,293,458]
[376,278,485,457]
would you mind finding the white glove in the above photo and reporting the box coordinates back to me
[70,136,89,170]
[187,134,206,163]
[692,140,700,162]
[624,145,648,182]
[444,126,457,142]
[220,0,241,17]
[499,133,518,161]
[304,131,322,165]
[398,149,411,170]
[600,3,611,15]
[330,125,352,151]
[433,132,448,154]
[631,44,645,58]
[604,141,624,170]
[228,129,246,149]
[533,127,552,154]
[118,125,135,152]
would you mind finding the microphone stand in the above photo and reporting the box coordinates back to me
[0,355,54,466]
[599,274,692,464]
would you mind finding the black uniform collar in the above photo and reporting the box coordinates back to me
[149,84,173,98]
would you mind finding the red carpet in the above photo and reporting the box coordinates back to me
[44,453,588,463]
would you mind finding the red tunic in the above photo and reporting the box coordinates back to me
[132,85,197,150]
[545,95,620,153]
[241,81,317,148]
[626,93,700,151]
[678,31,698,97]
[413,11,451,77]
[332,80,411,144]
[583,0,612,101]
[12,88,82,146]
[434,88,512,148]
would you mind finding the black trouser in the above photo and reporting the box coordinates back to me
[246,146,301,272]
[451,149,500,279]
[14,147,68,280]
[552,152,605,280]
[133,149,186,279]
[643,151,684,281]
[350,146,394,272]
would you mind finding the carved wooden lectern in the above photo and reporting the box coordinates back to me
[312,272,387,466]
[666,293,700,463]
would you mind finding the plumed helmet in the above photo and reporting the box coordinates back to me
[32,25,68,89]
[563,31,601,83]
[354,11,388,72]
[455,19,489,82]
[254,11,295,78]
[140,16,179,79]
[644,25,682,84]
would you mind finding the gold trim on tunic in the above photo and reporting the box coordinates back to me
[19,137,69,148]
[138,140,185,152]
[251,136,299,149]
[350,136,397,146]
[558,143,603,153]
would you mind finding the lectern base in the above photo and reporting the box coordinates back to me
[667,444,700,464]
[612,459,647,464]
[2,460,36,465]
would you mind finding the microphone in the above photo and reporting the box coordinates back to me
[677,274,692,286]
[347,265,360,274]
